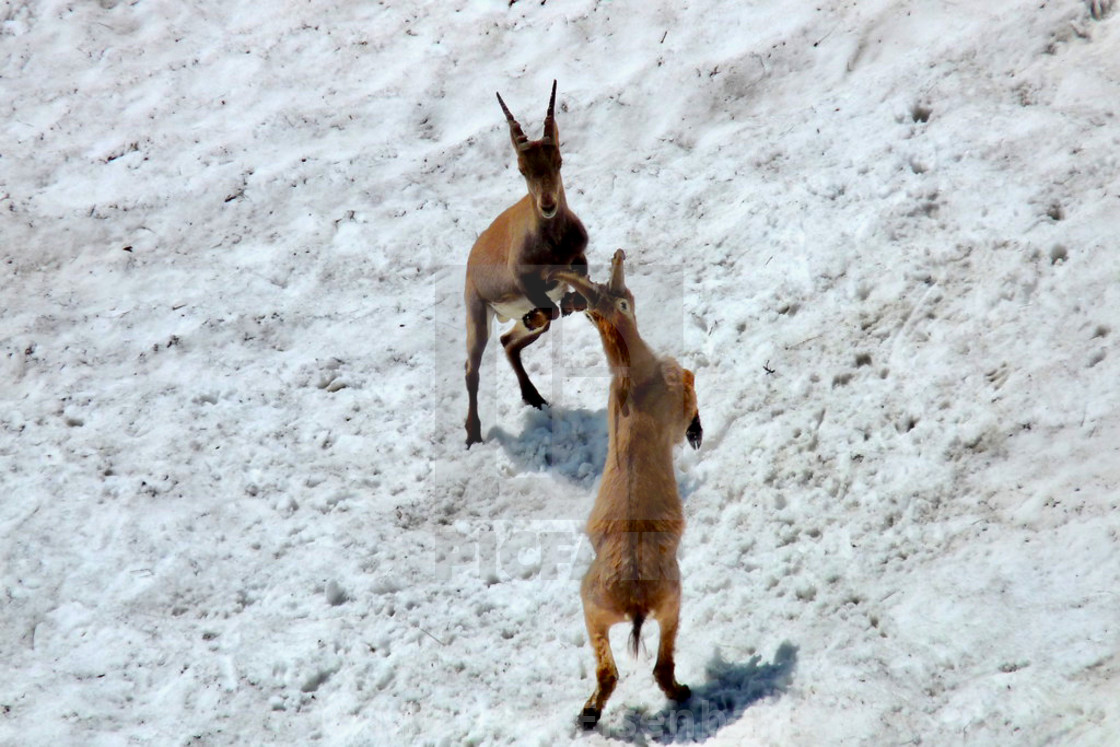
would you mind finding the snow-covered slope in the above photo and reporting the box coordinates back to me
[2,0,1118,743]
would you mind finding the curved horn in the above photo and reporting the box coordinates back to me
[542,80,558,146]
[496,91,530,151]
[550,269,602,304]
[608,249,627,294]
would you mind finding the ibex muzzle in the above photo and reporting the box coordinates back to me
[463,81,589,447]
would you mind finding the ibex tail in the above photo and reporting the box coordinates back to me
[629,612,645,657]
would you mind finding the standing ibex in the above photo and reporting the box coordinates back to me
[463,81,589,447]
[553,250,703,728]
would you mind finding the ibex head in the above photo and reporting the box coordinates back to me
[552,249,636,375]
[553,250,635,329]
[496,80,565,220]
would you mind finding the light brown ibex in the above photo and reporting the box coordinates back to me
[463,80,589,447]
[553,250,703,728]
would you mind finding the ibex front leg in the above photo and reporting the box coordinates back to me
[499,317,550,409]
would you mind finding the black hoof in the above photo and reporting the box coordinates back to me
[522,391,548,410]
[671,684,692,703]
[465,425,483,448]
[523,307,557,331]
[686,414,703,450]
[578,707,601,730]
[560,291,588,315]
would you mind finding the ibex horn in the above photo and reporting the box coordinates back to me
[608,249,627,294]
[551,269,602,304]
[542,80,558,145]
[496,91,530,151]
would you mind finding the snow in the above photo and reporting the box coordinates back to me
[2,0,1119,743]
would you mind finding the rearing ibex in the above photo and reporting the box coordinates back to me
[553,250,703,728]
[463,81,589,447]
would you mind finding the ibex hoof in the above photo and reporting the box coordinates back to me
[560,291,587,316]
[578,706,601,730]
[465,423,483,448]
[523,307,557,330]
[669,684,692,703]
[518,382,548,410]
[687,414,703,450]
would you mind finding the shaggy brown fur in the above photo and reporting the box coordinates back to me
[554,250,702,728]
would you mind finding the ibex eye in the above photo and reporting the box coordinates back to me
[618,301,629,311]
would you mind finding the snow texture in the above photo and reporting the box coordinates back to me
[2,0,1119,744]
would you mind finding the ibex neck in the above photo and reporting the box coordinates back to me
[605,322,657,381]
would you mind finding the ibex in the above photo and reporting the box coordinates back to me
[463,80,589,447]
[553,250,703,728]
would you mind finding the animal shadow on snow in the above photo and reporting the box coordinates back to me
[606,642,798,744]
[491,406,703,501]
[491,406,609,485]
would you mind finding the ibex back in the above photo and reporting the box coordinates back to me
[463,81,589,447]
[554,250,703,728]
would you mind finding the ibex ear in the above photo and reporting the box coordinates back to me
[682,369,695,400]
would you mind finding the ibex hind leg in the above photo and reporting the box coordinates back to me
[578,577,627,729]
[652,590,691,702]
[579,605,622,729]
[500,319,549,409]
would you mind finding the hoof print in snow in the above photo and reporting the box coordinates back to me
[1049,245,1068,265]
[777,301,800,316]
[325,580,348,606]
[306,357,351,392]
[300,668,333,693]
[896,415,919,434]
[985,365,1010,390]
[910,102,932,123]
[909,190,940,218]
[317,372,350,392]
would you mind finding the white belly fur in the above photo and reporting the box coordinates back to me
[490,283,568,324]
